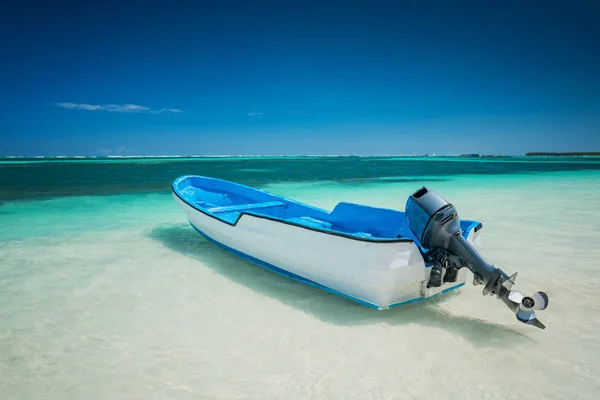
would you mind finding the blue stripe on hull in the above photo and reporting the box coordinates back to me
[188,221,464,310]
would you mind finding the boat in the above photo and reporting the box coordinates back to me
[171,175,550,328]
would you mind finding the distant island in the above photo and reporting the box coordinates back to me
[525,152,600,156]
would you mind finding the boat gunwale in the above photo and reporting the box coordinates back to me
[171,176,483,244]
[171,177,417,243]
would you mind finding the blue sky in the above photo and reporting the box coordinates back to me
[1,0,599,156]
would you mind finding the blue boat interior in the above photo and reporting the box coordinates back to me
[172,176,480,244]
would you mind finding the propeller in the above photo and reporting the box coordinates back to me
[507,290,549,329]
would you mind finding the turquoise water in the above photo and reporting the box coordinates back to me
[3,156,600,202]
[1,157,600,399]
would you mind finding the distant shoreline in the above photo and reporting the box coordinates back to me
[4,155,396,161]
[1,153,599,163]
[525,152,600,156]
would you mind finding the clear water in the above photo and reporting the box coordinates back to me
[1,157,600,399]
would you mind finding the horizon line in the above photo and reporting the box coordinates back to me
[4,152,600,158]
[0,153,520,159]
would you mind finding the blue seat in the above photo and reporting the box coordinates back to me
[195,201,218,208]
[353,232,373,238]
[207,201,286,213]
[286,216,332,229]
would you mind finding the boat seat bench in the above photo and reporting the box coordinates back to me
[195,201,218,208]
[353,232,373,238]
[285,217,374,237]
[286,216,332,229]
[207,201,286,213]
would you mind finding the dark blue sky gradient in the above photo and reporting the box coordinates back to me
[1,0,599,155]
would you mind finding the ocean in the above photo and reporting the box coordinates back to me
[1,156,600,399]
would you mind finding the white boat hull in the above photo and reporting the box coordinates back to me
[173,193,481,309]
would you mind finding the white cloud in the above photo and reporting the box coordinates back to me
[150,108,184,114]
[54,102,182,114]
[104,104,150,112]
[55,102,103,111]
[246,111,264,116]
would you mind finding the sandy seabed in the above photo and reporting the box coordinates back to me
[1,171,599,399]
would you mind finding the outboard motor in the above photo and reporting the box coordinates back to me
[405,187,549,329]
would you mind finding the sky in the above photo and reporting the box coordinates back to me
[1,0,599,156]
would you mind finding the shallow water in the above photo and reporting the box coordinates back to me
[1,158,600,399]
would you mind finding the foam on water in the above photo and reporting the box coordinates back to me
[1,171,600,399]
